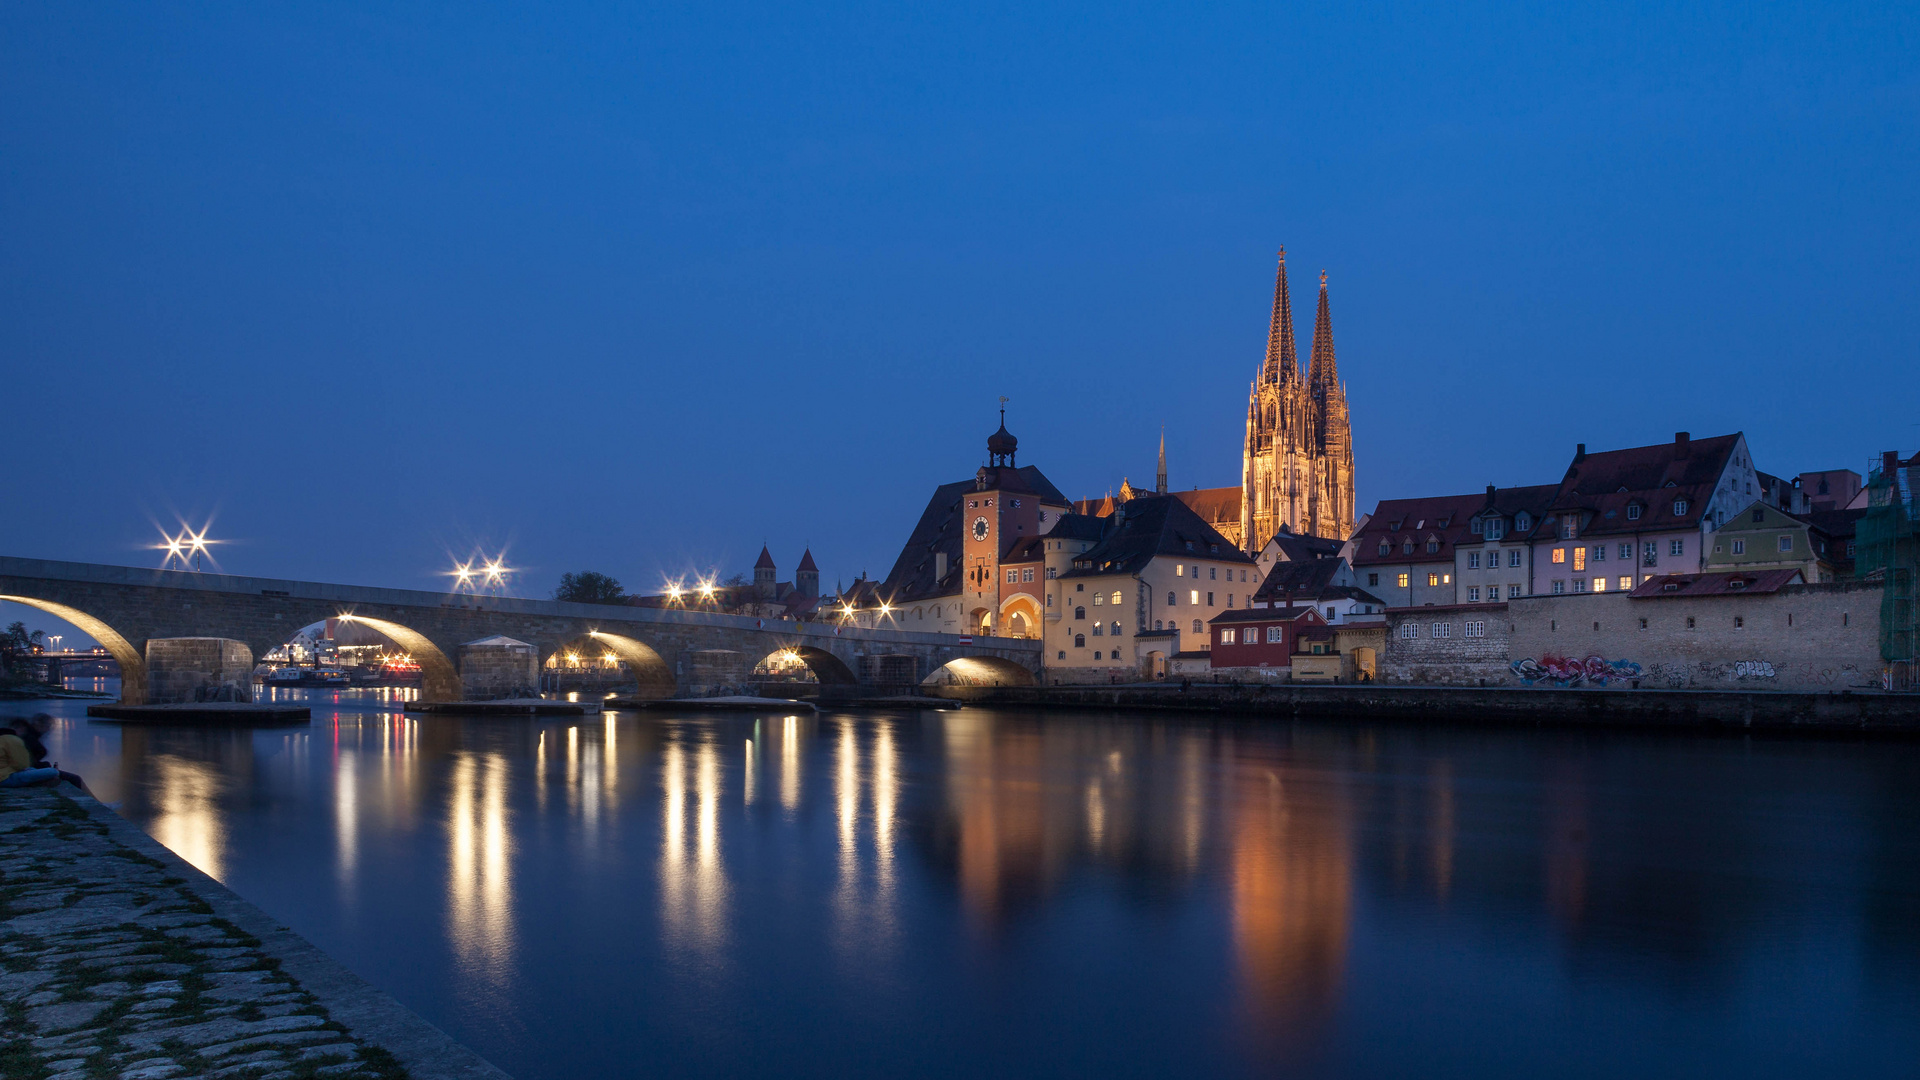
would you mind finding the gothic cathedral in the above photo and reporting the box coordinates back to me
[1240,249,1355,552]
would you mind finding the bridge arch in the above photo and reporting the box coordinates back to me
[753,644,858,687]
[0,593,147,704]
[333,614,461,702]
[921,654,1038,688]
[585,631,677,699]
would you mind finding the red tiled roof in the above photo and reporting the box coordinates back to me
[1629,569,1804,597]
[1351,492,1488,566]
[1538,433,1741,539]
[1171,486,1242,525]
[1209,607,1321,624]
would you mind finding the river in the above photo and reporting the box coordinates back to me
[17,688,1920,1079]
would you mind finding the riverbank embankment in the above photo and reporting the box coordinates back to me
[931,683,1920,733]
[0,786,511,1080]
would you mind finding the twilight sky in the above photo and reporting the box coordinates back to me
[3,1,1916,627]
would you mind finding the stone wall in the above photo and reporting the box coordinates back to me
[1508,581,1885,691]
[456,637,538,699]
[144,637,254,703]
[1382,605,1512,685]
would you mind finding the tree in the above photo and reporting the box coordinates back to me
[553,572,627,605]
[1,622,45,676]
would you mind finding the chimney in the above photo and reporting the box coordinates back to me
[1675,431,1690,445]
[1885,451,1900,478]
[1574,443,1586,463]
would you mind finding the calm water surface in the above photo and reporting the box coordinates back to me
[20,688,1920,1079]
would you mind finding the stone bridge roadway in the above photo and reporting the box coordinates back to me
[0,556,1041,704]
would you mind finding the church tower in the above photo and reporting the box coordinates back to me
[1240,249,1356,552]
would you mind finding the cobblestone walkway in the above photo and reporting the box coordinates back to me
[0,788,407,1080]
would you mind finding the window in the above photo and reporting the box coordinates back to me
[1427,572,1440,587]
[1510,550,1523,567]
[1627,504,1641,521]
[1552,580,1565,595]
[1487,519,1505,539]
[1153,619,1163,630]
[1076,583,1084,592]
[1469,552,1481,569]
[1731,539,1745,555]
[1075,607,1085,619]
[1403,540,1414,554]
[1637,618,1647,629]
[1092,623,1103,636]
[1093,651,1102,660]
[1058,651,1066,660]
[1397,573,1410,588]
[1619,543,1632,560]
[1472,518,1484,536]
[1752,508,1765,523]
[1207,592,1215,606]
[1432,622,1451,638]
[1685,616,1695,629]
[1111,621,1122,636]
[1465,621,1485,638]
[1368,573,1380,586]
[1378,542,1391,557]
[1516,513,1531,531]
[1573,578,1588,593]
[1399,623,1418,640]
[1093,593,1104,606]
[1167,592,1177,606]
[1552,548,1566,564]
[1220,628,1236,644]
[1023,568,1035,582]
[1006,569,1017,583]
[1111,590,1123,604]
[1673,499,1688,516]
[1593,544,1606,562]
[1509,584,1522,599]
[1176,565,1184,577]
[1643,542,1658,566]
[1325,606,1336,620]
[1467,586,1480,601]
[1267,626,1285,643]
[1192,620,1203,634]
[1190,590,1200,605]
[1669,539,1685,556]
[1573,547,1586,571]
[1561,519,1577,539]
[1618,576,1632,591]
[1227,595,1234,607]
[1074,634,1085,647]
[1593,577,1606,592]
[1734,616,1744,630]
[1778,535,1793,552]
[1240,570,1248,581]
[1209,567,1217,580]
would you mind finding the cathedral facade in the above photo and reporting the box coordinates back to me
[1241,249,1355,553]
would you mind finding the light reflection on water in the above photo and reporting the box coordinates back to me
[15,688,1920,1080]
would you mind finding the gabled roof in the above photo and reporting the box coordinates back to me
[1264,529,1346,562]
[878,465,1070,603]
[1629,569,1804,597]
[1171,486,1243,526]
[1003,535,1048,563]
[1252,558,1346,602]
[1537,433,1741,538]
[1061,495,1253,578]
[1351,492,1489,566]
[1210,606,1322,625]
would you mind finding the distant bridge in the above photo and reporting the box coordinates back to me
[0,556,1040,705]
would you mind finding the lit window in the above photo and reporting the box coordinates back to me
[1397,573,1409,588]
[1427,572,1439,587]
[1443,573,1451,584]
[1220,629,1236,644]
[1552,547,1565,564]
[1573,547,1586,571]
[1618,576,1631,591]
[1267,626,1285,643]
[1111,591,1122,604]
[1190,590,1200,605]
[1778,535,1793,552]
[1467,586,1480,601]
[1593,577,1606,592]
[1176,565,1184,577]
[1732,539,1745,555]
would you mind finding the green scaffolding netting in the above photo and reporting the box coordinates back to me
[1856,458,1917,667]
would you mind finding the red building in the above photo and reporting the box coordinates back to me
[1207,606,1326,669]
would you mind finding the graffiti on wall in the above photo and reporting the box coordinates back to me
[1509,654,1643,687]
[1732,660,1776,679]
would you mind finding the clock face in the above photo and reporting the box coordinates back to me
[972,516,990,542]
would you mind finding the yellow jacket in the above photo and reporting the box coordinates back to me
[0,733,33,781]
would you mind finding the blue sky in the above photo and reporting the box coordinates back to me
[4,1,1916,629]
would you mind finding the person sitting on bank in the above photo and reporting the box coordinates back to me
[11,715,88,794]
[0,718,61,789]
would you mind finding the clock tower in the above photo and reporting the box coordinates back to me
[958,407,1047,634]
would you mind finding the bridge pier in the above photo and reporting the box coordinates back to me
[146,638,254,704]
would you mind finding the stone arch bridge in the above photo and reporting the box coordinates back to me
[0,556,1040,705]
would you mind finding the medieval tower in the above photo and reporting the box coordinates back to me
[1240,249,1356,552]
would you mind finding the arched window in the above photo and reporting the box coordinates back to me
[1074,634,1085,648]
[1191,619,1203,634]
[1111,621,1122,635]
[1092,623,1103,636]
[1154,619,1163,630]
[1075,606,1086,620]
[1110,590,1122,604]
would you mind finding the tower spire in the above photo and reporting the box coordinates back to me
[1310,269,1338,390]
[1156,427,1167,495]
[1261,248,1300,383]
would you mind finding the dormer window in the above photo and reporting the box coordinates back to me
[1378,542,1391,557]
[1426,537,1440,554]
[1485,519,1504,540]
[1727,578,1747,590]
[1184,541,1194,551]
[1627,504,1641,520]
[1673,498,1689,516]
[1402,539,1414,554]
[1471,518,1484,536]
[1515,513,1531,531]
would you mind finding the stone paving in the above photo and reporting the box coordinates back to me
[0,788,407,1080]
